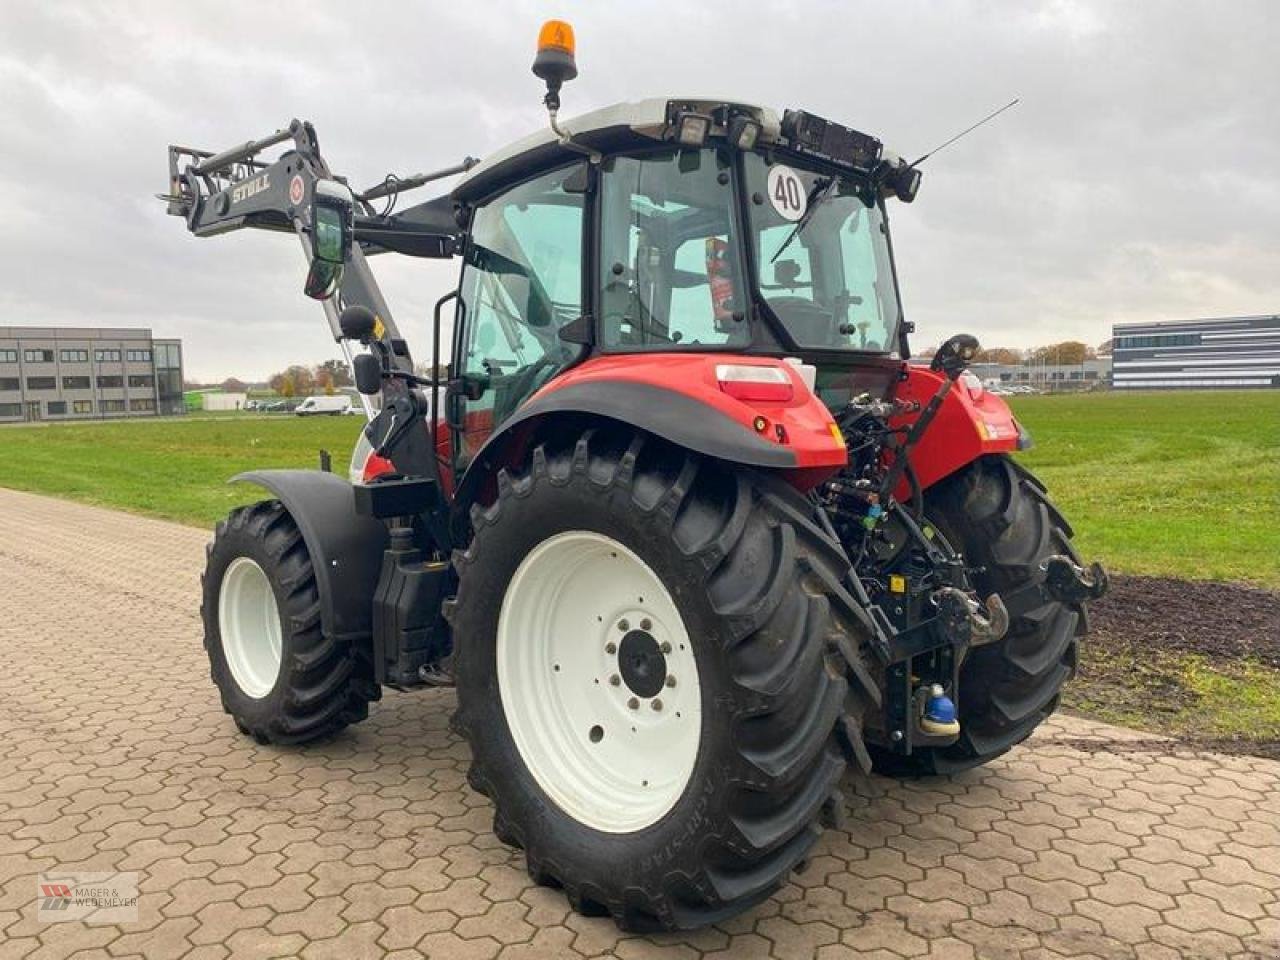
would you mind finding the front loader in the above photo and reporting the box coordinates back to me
[163,20,1107,931]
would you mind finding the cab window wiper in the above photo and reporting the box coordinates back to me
[770,176,839,264]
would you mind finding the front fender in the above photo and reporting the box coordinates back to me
[452,353,849,511]
[892,366,1023,492]
[231,470,387,643]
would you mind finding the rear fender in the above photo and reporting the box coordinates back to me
[452,353,849,511]
[892,365,1024,493]
[231,470,388,643]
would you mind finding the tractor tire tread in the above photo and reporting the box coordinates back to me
[450,427,875,931]
[200,499,376,745]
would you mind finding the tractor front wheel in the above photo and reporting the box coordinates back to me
[200,500,379,744]
[449,428,875,930]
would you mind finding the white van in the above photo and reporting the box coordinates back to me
[295,395,353,416]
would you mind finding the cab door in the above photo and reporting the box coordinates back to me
[451,164,585,470]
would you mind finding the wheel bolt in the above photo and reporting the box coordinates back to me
[605,642,617,655]
[660,642,672,654]
[609,674,621,686]
[665,676,676,688]
[618,619,629,632]
[628,697,639,710]
[640,618,652,631]
[651,699,663,711]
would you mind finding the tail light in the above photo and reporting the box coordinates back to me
[715,364,794,402]
[361,452,396,482]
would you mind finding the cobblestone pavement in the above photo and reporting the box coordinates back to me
[1,486,1277,960]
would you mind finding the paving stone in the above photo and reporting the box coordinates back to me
[1,486,1277,960]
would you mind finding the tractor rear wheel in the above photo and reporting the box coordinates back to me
[449,427,876,930]
[200,500,379,744]
[874,454,1086,776]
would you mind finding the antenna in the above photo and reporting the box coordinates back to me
[910,98,1019,169]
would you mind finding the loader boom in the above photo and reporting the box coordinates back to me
[161,118,473,382]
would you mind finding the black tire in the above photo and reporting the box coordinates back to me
[874,454,1086,776]
[449,427,878,931]
[200,499,380,744]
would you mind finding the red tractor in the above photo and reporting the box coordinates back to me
[164,21,1105,930]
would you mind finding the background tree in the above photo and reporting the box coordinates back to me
[279,372,295,398]
[220,377,247,393]
[286,364,315,395]
[319,371,335,396]
[1028,341,1095,365]
[269,364,316,395]
[974,347,1025,364]
[315,358,352,388]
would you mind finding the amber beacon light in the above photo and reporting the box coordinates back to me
[532,20,578,110]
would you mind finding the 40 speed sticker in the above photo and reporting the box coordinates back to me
[766,164,807,221]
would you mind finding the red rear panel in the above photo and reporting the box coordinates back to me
[534,353,849,487]
[893,365,1021,493]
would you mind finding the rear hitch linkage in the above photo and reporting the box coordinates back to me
[931,587,1010,647]
[1042,555,1109,605]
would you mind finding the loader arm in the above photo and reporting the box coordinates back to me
[161,118,471,374]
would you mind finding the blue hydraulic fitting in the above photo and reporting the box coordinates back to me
[919,683,961,737]
[861,502,884,531]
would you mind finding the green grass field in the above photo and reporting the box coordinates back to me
[0,390,1277,586]
[1011,390,1280,587]
[0,414,366,528]
[2,392,1275,750]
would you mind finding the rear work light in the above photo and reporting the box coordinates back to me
[715,364,794,402]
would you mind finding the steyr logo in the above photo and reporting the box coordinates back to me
[231,173,270,205]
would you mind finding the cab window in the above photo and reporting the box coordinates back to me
[455,165,584,463]
[598,150,749,350]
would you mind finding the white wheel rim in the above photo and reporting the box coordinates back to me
[497,530,701,833]
[218,556,283,700]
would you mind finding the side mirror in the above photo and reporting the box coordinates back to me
[930,333,981,380]
[353,353,383,396]
[339,304,377,342]
[304,179,354,301]
[303,261,341,301]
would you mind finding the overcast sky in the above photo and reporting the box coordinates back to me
[2,1,1277,382]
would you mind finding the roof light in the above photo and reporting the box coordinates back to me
[890,162,922,203]
[676,112,711,147]
[715,364,794,402]
[727,115,761,151]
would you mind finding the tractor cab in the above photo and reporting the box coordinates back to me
[445,95,922,465]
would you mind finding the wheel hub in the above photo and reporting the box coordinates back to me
[618,629,667,698]
[217,556,282,700]
[496,530,701,834]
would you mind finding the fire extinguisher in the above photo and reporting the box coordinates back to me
[705,237,736,331]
